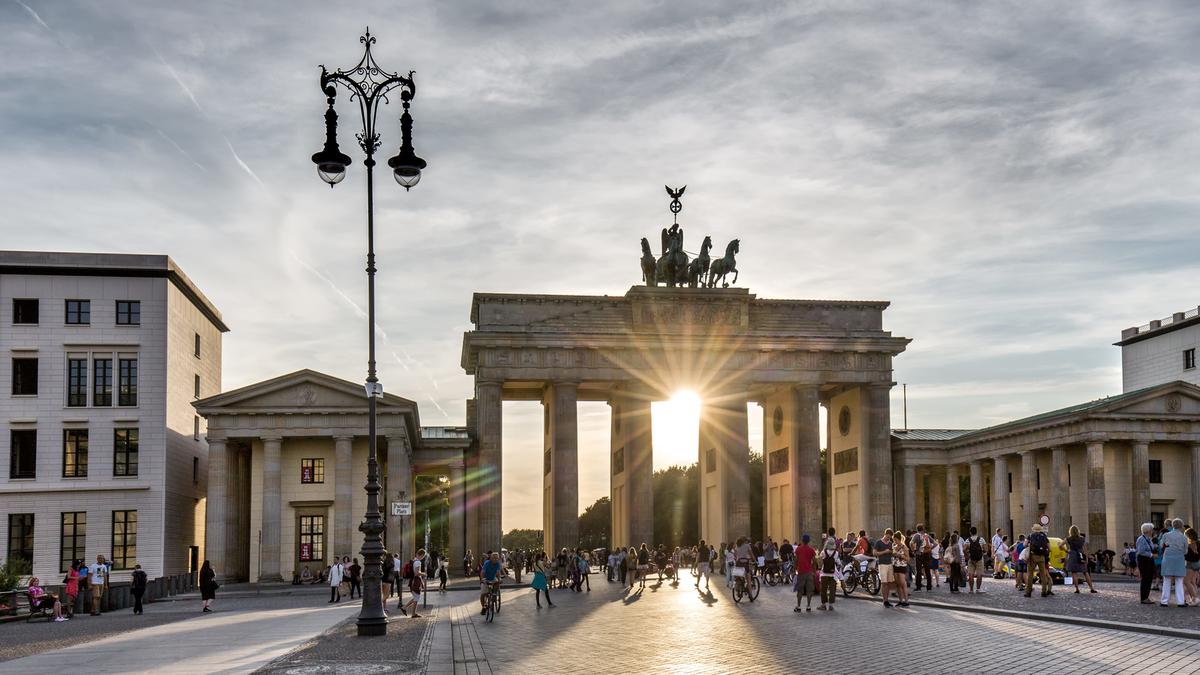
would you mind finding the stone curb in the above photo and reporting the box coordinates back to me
[843,593,1200,640]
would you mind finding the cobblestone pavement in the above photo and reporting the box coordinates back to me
[0,586,336,664]
[901,574,1199,629]
[256,604,430,674]
[446,575,1200,674]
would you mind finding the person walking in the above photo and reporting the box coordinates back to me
[1065,526,1097,594]
[199,560,218,612]
[1013,534,1028,592]
[1025,523,1053,598]
[1136,522,1159,603]
[402,549,427,618]
[328,558,344,603]
[87,555,109,615]
[1183,527,1199,606]
[348,558,362,599]
[695,539,711,591]
[64,560,81,618]
[818,529,840,611]
[874,529,896,608]
[892,531,910,607]
[531,551,554,608]
[1160,518,1189,607]
[965,526,988,593]
[792,534,818,612]
[131,564,148,615]
[944,533,962,593]
[911,524,933,591]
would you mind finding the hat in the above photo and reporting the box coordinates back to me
[801,534,811,544]
[1031,523,1043,532]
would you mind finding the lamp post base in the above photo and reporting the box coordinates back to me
[356,617,388,636]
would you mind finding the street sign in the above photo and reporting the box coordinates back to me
[391,501,413,516]
[1039,513,1050,526]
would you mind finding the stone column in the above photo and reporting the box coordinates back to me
[864,384,895,534]
[945,463,960,534]
[204,437,228,582]
[543,382,579,553]
[1086,439,1108,551]
[448,463,466,575]
[992,455,1009,537]
[387,437,413,561]
[1130,441,1150,534]
[260,435,283,581]
[1050,447,1068,538]
[792,385,823,537]
[334,435,354,559]
[627,389,655,547]
[902,464,917,529]
[969,460,984,530]
[464,398,479,562]
[237,448,250,580]
[224,442,239,578]
[1192,443,1200,531]
[1021,450,1037,531]
[476,381,503,553]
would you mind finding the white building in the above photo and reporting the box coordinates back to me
[1119,306,1200,392]
[0,251,226,581]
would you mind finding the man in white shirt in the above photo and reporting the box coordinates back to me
[87,555,109,616]
[328,559,344,603]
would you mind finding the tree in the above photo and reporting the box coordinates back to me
[652,465,698,547]
[577,496,610,550]
[749,451,763,541]
[502,529,543,552]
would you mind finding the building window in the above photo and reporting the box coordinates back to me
[93,358,112,406]
[111,510,137,570]
[9,429,36,479]
[194,374,201,399]
[298,515,324,562]
[705,447,717,473]
[768,447,789,475]
[1149,459,1163,484]
[114,428,138,477]
[67,358,88,406]
[65,299,90,325]
[193,416,200,440]
[833,447,859,475]
[7,513,34,574]
[194,333,201,358]
[1151,511,1165,529]
[11,358,37,396]
[115,300,140,325]
[301,458,325,484]
[612,447,624,475]
[63,429,88,477]
[12,298,38,325]
[1185,348,1196,370]
[60,512,86,573]
[118,358,138,406]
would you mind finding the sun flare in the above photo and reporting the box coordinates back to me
[651,390,702,470]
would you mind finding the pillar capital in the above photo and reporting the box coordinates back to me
[332,434,355,443]
[260,434,283,444]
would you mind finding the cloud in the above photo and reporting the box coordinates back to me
[2,1,1199,530]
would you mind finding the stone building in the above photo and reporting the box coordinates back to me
[194,369,469,582]
[0,251,226,581]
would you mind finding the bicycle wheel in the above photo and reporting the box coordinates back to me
[748,576,761,602]
[732,580,744,604]
[842,572,858,597]
[495,591,501,613]
[764,572,777,587]
[485,598,495,623]
[867,571,881,596]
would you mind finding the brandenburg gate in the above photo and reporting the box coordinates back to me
[460,284,910,554]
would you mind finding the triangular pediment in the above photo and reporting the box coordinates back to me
[1100,381,1200,416]
[194,369,417,414]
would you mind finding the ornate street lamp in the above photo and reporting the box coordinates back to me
[312,28,427,637]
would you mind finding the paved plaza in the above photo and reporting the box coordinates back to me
[6,575,1200,674]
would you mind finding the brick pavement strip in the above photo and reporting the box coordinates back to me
[424,576,1200,674]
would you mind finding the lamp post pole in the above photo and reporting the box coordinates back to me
[312,28,427,637]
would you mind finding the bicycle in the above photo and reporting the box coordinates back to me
[841,557,881,597]
[761,559,784,586]
[731,559,761,604]
[483,581,501,623]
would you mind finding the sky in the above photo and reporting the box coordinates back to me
[3,1,1199,531]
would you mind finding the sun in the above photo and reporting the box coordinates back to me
[651,390,701,470]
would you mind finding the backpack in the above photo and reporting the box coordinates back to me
[1029,532,1049,557]
[968,536,983,562]
[402,561,415,580]
[916,533,933,555]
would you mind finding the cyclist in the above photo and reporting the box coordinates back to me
[479,551,503,616]
[734,536,755,590]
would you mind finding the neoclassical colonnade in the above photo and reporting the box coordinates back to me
[894,381,1200,551]
[461,286,909,555]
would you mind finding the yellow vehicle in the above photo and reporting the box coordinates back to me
[1028,536,1068,586]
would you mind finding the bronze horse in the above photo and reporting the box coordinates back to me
[640,238,657,286]
[707,239,739,288]
[687,235,712,288]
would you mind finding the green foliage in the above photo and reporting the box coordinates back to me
[749,451,763,542]
[577,497,611,550]
[0,558,26,591]
[501,528,543,552]
[651,464,698,548]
